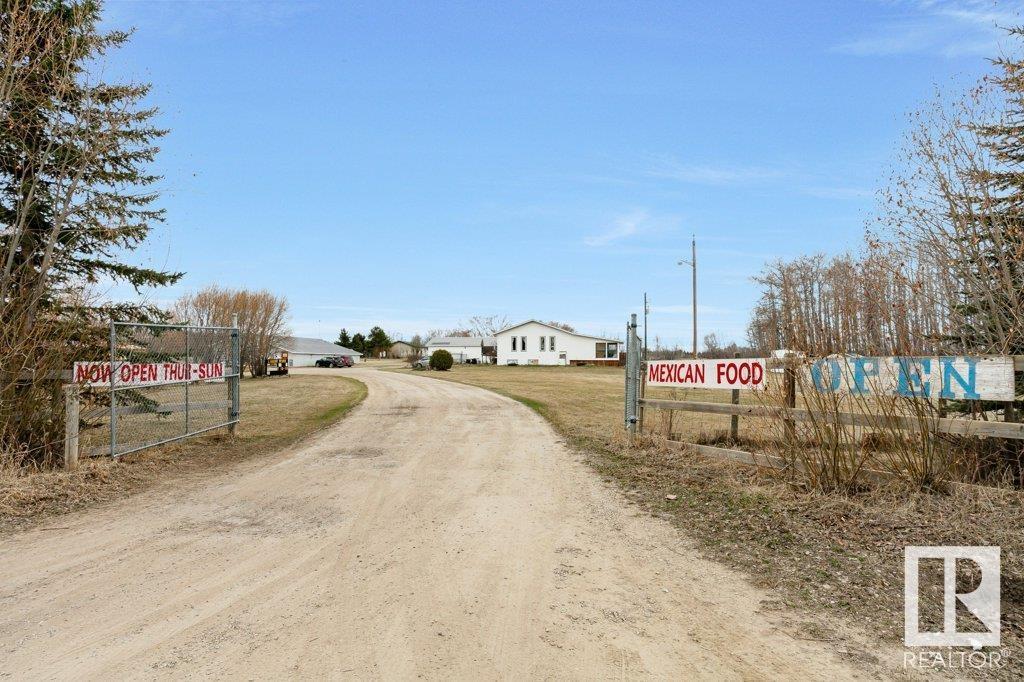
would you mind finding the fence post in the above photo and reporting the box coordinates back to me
[229,313,240,436]
[783,363,796,441]
[730,352,740,442]
[109,320,117,457]
[625,314,638,438]
[184,326,191,435]
[64,384,80,471]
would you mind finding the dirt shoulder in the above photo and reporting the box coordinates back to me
[0,374,366,533]
[395,364,1024,678]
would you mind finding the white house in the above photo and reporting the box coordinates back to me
[495,320,621,366]
[276,337,363,367]
[424,336,491,363]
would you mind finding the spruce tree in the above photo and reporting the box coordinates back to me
[0,0,179,462]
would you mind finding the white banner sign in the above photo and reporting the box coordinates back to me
[646,359,766,390]
[73,362,226,387]
[803,356,1015,402]
[645,356,1016,401]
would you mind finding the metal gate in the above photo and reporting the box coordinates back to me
[105,320,240,457]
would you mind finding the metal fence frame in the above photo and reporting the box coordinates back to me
[106,319,241,458]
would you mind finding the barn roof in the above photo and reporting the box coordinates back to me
[426,336,488,347]
[280,336,362,356]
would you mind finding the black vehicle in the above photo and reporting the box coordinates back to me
[315,355,352,368]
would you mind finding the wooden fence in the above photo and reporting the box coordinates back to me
[636,355,1024,473]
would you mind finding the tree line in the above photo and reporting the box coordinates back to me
[335,327,401,357]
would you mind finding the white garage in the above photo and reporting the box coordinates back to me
[425,336,489,364]
[277,337,363,367]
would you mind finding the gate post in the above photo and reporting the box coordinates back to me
[229,313,240,436]
[625,314,639,438]
[64,384,80,471]
[184,325,191,435]
[109,320,117,457]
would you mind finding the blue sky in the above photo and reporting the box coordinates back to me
[100,0,1020,345]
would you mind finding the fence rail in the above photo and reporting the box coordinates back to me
[628,349,1024,482]
[639,398,1024,440]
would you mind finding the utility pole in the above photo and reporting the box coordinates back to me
[643,292,649,362]
[678,235,697,358]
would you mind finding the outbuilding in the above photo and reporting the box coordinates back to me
[387,340,421,359]
[424,336,491,364]
[495,320,621,366]
[277,336,363,367]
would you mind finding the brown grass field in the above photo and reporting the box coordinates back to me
[398,362,1024,676]
[0,374,366,530]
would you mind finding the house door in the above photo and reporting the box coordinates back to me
[558,352,567,366]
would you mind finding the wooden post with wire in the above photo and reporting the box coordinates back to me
[730,352,740,442]
[64,383,80,471]
[783,364,797,441]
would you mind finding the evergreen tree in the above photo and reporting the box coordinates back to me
[0,0,178,461]
[336,328,352,347]
[366,326,390,356]
[350,333,366,354]
[966,32,1024,359]
[965,30,1024,410]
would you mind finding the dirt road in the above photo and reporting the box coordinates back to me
[0,367,879,679]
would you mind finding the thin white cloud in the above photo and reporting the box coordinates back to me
[646,159,783,186]
[584,211,645,247]
[583,210,680,247]
[800,185,875,200]
[835,0,1023,57]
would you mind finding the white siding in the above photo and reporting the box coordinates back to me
[288,353,325,367]
[426,343,483,363]
[495,322,619,366]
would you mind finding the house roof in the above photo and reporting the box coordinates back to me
[280,336,363,356]
[425,336,487,347]
[495,319,620,343]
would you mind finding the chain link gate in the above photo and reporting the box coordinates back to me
[104,320,240,457]
[624,313,642,436]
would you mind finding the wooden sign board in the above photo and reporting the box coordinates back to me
[646,359,766,390]
[646,356,1016,401]
[806,356,1015,401]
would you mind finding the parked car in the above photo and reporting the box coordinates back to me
[315,356,352,368]
[411,356,429,369]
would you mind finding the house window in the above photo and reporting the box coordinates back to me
[512,336,518,352]
[595,342,619,359]
[540,336,546,351]
[521,336,527,352]
[549,336,556,352]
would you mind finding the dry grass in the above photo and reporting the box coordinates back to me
[402,363,1024,676]
[0,374,366,532]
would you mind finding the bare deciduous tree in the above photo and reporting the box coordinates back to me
[175,287,290,378]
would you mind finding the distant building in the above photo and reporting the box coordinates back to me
[388,340,420,359]
[425,336,494,364]
[495,320,621,366]
[276,336,363,367]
